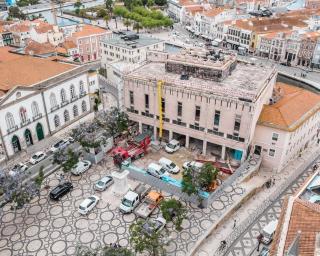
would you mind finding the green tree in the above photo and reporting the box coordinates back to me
[105,0,114,14]
[8,6,26,20]
[74,0,83,15]
[103,14,110,28]
[181,167,197,196]
[154,0,166,5]
[129,220,168,256]
[76,245,133,256]
[160,198,187,231]
[133,22,143,33]
[198,163,218,191]
[34,167,44,188]
[123,19,131,30]
[147,0,154,7]
[97,8,107,18]
[53,149,79,173]
[79,9,87,18]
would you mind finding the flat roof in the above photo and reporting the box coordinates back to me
[102,35,164,50]
[0,47,76,92]
[126,61,275,101]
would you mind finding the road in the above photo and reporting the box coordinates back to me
[224,156,320,256]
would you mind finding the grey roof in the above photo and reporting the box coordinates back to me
[102,35,164,50]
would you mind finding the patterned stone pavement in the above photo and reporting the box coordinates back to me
[0,158,245,256]
[225,164,316,256]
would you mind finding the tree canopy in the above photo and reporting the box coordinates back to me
[53,149,80,173]
[160,198,187,231]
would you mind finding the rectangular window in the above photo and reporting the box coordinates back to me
[269,149,275,157]
[214,110,220,126]
[177,102,182,117]
[272,133,279,141]
[161,98,165,113]
[145,94,149,109]
[129,91,134,105]
[234,115,241,132]
[195,106,200,122]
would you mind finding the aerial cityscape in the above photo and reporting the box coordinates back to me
[0,0,319,255]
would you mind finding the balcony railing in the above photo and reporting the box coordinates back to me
[79,91,87,98]
[189,124,205,132]
[51,105,59,112]
[61,100,69,107]
[141,112,154,118]
[33,113,43,121]
[172,120,186,127]
[7,125,18,134]
[20,119,31,128]
[207,129,224,137]
[227,134,245,142]
[70,95,78,102]
[126,108,139,114]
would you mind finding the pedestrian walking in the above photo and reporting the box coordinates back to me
[219,240,227,251]
[257,234,263,252]
[233,219,237,229]
[272,178,275,186]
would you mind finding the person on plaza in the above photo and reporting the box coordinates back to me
[257,234,263,252]
[233,219,237,229]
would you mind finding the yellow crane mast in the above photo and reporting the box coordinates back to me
[157,80,163,140]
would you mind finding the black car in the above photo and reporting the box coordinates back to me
[49,182,73,200]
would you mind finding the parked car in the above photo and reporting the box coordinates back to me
[142,217,166,235]
[94,176,114,191]
[50,139,70,153]
[78,195,99,215]
[67,136,75,143]
[71,160,91,175]
[135,191,164,218]
[182,161,203,171]
[29,151,47,165]
[12,163,28,173]
[259,247,269,256]
[146,163,169,179]
[119,184,151,213]
[50,182,73,200]
[260,220,278,244]
[165,139,180,153]
[158,157,180,174]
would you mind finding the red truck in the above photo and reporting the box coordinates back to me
[111,133,151,166]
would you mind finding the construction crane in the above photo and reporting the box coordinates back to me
[157,80,163,140]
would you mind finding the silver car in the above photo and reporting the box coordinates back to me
[94,176,114,191]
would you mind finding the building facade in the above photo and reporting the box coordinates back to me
[123,51,277,164]
[0,47,99,159]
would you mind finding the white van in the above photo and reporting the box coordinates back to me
[261,220,278,244]
[165,139,180,153]
[146,163,169,179]
[158,157,180,174]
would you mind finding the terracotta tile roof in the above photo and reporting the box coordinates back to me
[301,31,320,40]
[62,40,77,49]
[34,23,54,34]
[0,47,76,92]
[9,23,30,33]
[185,5,204,15]
[25,40,56,55]
[72,25,109,38]
[179,0,196,6]
[258,82,320,131]
[202,7,225,17]
[270,198,320,256]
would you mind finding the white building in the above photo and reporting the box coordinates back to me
[100,32,164,67]
[253,82,320,171]
[0,47,99,159]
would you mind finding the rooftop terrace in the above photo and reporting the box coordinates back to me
[126,60,276,102]
[102,34,164,49]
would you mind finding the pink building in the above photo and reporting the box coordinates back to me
[123,51,277,164]
[70,25,112,63]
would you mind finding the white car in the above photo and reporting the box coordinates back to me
[146,163,169,179]
[12,163,29,172]
[158,157,180,174]
[182,161,204,171]
[50,139,70,153]
[71,160,91,175]
[94,176,114,191]
[78,195,100,215]
[142,217,166,235]
[29,151,47,165]
[165,139,180,153]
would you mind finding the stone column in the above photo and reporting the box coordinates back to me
[169,130,173,141]
[185,135,190,148]
[202,140,207,156]
[153,126,157,141]
[138,122,142,134]
[221,145,226,160]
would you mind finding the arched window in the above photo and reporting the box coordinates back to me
[54,115,60,128]
[79,81,84,94]
[73,105,79,117]
[19,107,28,123]
[50,93,57,108]
[81,100,87,112]
[6,112,15,129]
[31,102,39,117]
[64,110,70,122]
[60,89,67,102]
[70,85,76,99]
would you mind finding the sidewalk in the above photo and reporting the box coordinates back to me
[193,143,320,256]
